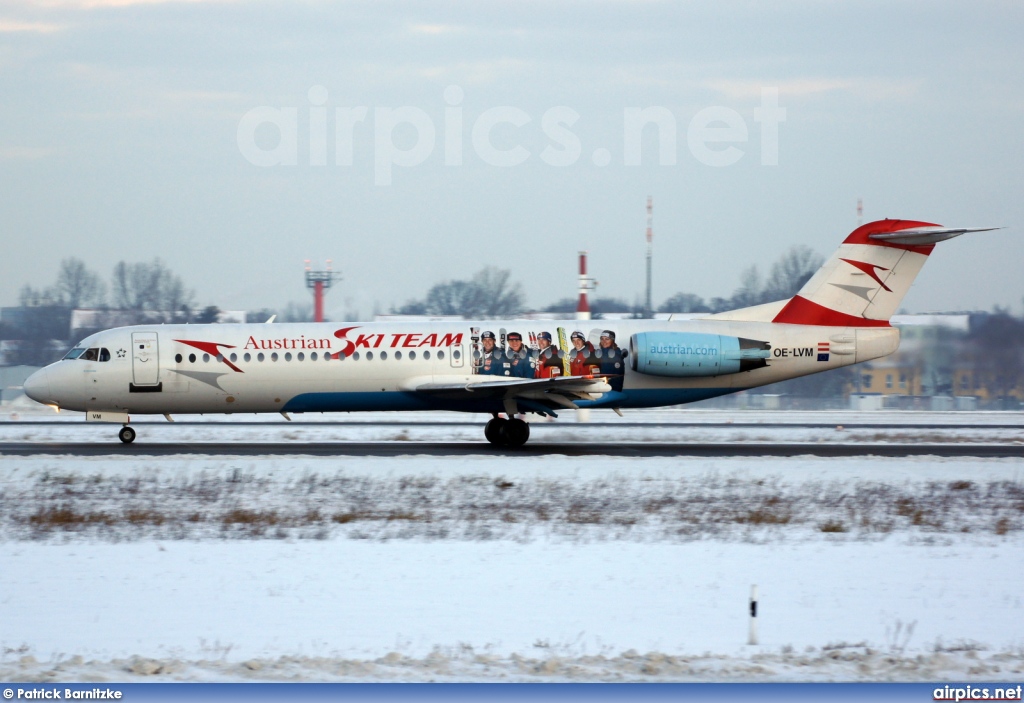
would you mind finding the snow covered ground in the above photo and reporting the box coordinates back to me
[1,409,1023,681]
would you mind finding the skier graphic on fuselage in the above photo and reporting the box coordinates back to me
[569,330,598,376]
[477,331,508,376]
[534,331,563,379]
[506,332,533,378]
[595,329,627,391]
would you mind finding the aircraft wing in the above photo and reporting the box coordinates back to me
[413,375,613,414]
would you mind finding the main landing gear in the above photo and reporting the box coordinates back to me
[118,425,136,444]
[484,415,530,448]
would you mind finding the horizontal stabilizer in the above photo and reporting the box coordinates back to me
[869,226,1000,246]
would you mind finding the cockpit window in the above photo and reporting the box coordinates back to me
[63,348,86,360]
[99,348,111,362]
[80,348,99,361]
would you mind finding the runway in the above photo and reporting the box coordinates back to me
[2,441,1023,457]
[3,420,1024,429]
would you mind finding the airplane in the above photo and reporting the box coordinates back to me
[22,218,998,446]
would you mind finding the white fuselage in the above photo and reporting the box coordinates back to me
[24,319,899,418]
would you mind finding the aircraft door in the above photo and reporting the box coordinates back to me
[131,332,160,385]
[449,344,465,368]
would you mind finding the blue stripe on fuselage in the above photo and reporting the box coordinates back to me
[282,388,741,414]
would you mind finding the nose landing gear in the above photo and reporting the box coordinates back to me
[118,425,136,444]
[484,415,530,447]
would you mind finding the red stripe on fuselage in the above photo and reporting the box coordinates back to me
[772,296,891,327]
[174,339,243,372]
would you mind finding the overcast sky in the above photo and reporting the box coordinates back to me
[2,0,1022,319]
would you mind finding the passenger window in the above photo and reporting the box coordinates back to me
[437,350,444,360]
[310,352,318,361]
[99,348,111,362]
[394,351,402,360]
[366,351,374,361]
[423,350,431,360]
[409,350,416,360]
[380,351,387,360]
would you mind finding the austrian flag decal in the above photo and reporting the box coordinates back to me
[817,342,830,362]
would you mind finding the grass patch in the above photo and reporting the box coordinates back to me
[386,510,428,522]
[222,509,279,526]
[26,506,116,529]
[566,505,602,524]
[995,517,1011,536]
[125,509,165,526]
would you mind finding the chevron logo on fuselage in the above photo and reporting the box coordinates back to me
[838,258,892,292]
[829,283,876,301]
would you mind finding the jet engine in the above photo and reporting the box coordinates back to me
[629,332,771,378]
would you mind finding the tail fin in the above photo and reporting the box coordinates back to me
[772,219,997,327]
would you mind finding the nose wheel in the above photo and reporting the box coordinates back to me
[118,425,136,444]
[484,417,530,447]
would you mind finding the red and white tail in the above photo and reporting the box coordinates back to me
[772,219,997,327]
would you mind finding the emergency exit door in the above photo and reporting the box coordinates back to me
[131,332,160,385]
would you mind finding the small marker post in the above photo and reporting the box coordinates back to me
[748,584,759,645]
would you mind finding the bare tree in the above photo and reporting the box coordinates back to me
[112,261,147,310]
[730,265,764,308]
[968,312,1024,407]
[470,267,525,317]
[18,285,59,307]
[111,259,194,315]
[56,258,105,309]
[282,302,313,322]
[761,245,824,302]
[658,293,711,314]
[400,267,526,318]
[425,280,479,316]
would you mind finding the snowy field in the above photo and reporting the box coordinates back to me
[1,408,1023,681]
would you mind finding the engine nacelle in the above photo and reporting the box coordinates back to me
[629,332,771,378]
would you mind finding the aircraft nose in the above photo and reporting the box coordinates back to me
[23,367,52,404]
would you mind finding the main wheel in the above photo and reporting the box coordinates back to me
[484,418,507,445]
[118,425,136,444]
[501,418,530,447]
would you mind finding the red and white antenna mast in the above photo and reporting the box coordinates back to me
[645,196,653,317]
[576,251,596,320]
[305,259,340,323]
